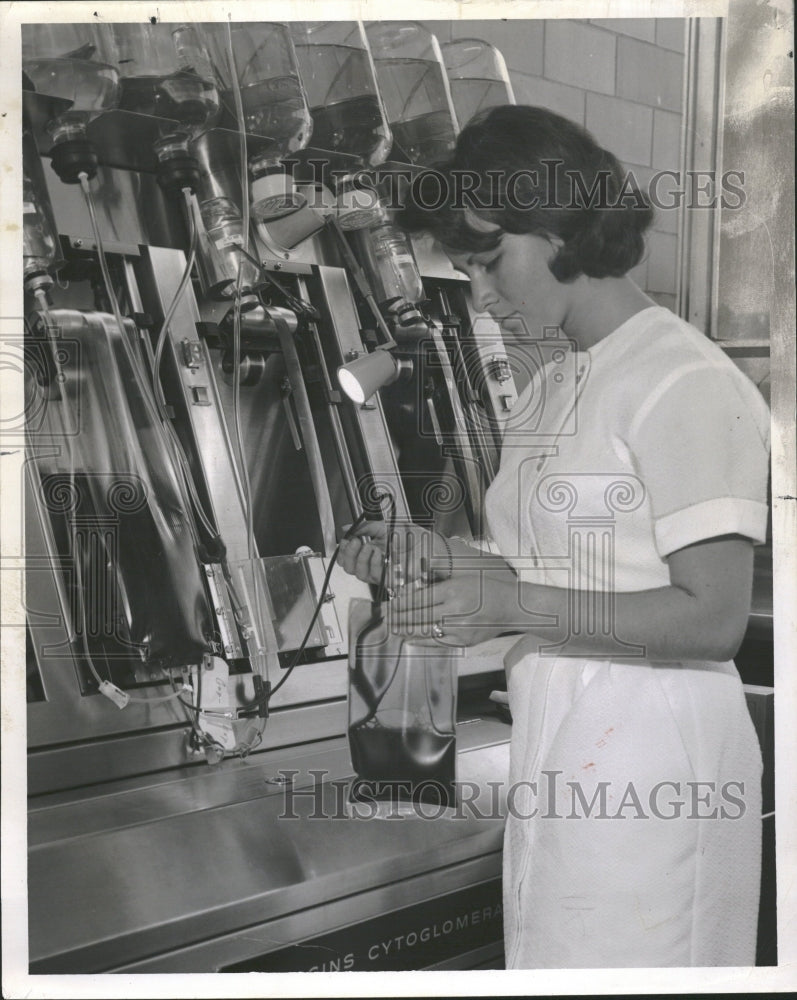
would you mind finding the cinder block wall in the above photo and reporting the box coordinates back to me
[423,19,686,310]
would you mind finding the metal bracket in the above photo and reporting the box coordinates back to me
[181,340,204,372]
[204,563,243,659]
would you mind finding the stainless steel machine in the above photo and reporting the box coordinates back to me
[22,19,522,973]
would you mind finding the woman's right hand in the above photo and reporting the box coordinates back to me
[337,520,438,588]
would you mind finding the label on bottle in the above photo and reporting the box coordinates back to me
[23,201,37,215]
[214,233,244,250]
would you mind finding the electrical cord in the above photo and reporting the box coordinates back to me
[235,510,370,715]
[232,244,314,319]
[248,493,396,714]
[170,498,395,726]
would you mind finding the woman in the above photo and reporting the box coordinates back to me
[338,106,770,968]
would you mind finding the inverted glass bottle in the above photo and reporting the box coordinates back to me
[201,23,313,221]
[23,126,64,286]
[195,195,260,300]
[292,21,392,170]
[113,22,220,136]
[365,22,459,166]
[202,23,311,154]
[441,38,516,128]
[22,23,120,137]
[351,202,425,309]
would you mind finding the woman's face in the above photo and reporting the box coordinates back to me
[446,230,574,338]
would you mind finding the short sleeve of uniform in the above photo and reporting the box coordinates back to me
[628,362,770,557]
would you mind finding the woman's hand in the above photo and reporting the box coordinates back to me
[337,520,443,589]
[387,565,519,647]
[338,522,521,646]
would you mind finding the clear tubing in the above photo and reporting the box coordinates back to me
[225,19,270,709]
[153,187,200,409]
[79,172,136,368]
[226,20,256,560]
[226,21,251,259]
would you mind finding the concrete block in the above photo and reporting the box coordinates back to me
[544,21,616,95]
[511,73,586,124]
[449,19,545,74]
[617,37,684,112]
[586,92,653,167]
[590,19,657,42]
[656,18,686,53]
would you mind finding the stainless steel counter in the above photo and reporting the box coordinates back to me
[29,716,511,973]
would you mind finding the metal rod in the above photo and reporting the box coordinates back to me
[427,320,484,536]
[326,217,397,349]
[274,318,338,556]
[437,287,497,482]
[296,276,361,517]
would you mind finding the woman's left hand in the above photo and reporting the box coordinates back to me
[386,565,518,647]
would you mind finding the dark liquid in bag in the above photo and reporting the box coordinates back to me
[348,725,456,807]
[347,599,457,809]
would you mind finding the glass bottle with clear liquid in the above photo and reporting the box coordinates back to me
[365,22,459,166]
[113,23,220,135]
[196,195,260,299]
[441,38,516,128]
[352,203,425,308]
[202,23,312,155]
[22,23,120,140]
[292,21,392,169]
[201,23,313,221]
[23,126,64,284]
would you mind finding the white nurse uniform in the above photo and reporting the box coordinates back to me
[484,307,770,968]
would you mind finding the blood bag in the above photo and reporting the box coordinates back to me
[347,597,457,813]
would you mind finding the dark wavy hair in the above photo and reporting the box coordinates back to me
[397,105,654,282]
